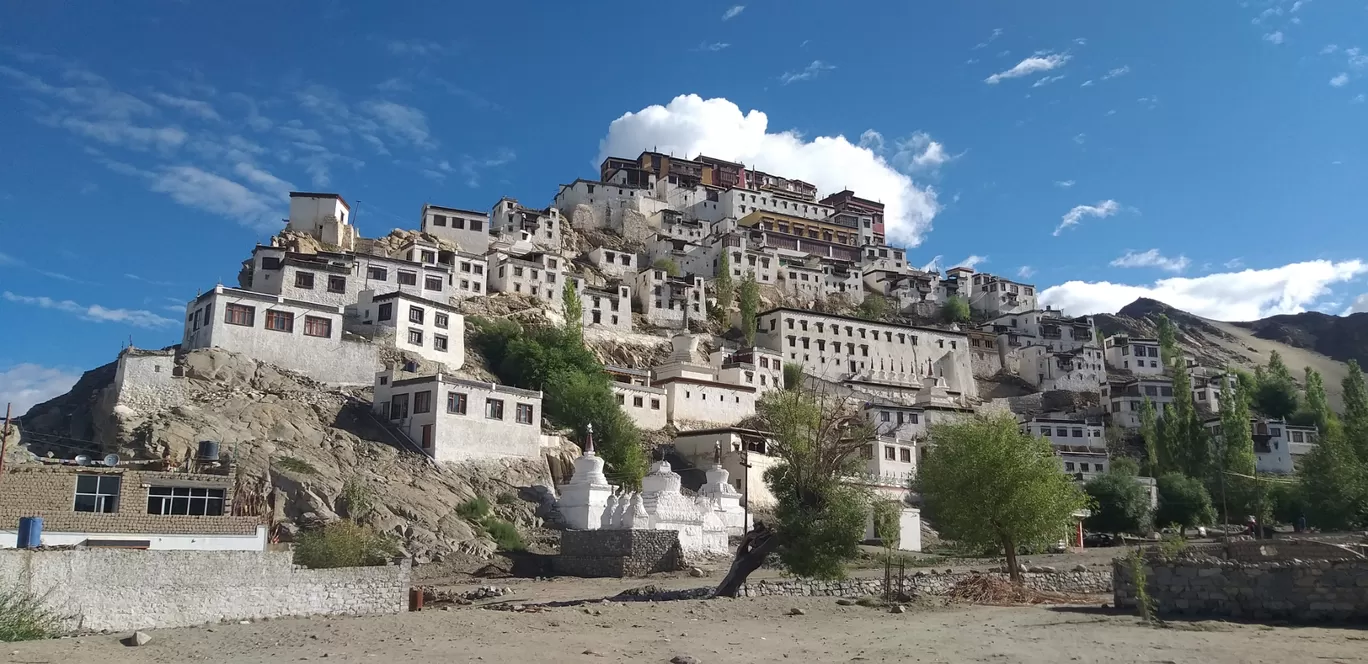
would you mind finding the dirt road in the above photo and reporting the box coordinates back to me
[7,592,1364,664]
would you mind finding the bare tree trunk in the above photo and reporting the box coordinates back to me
[1002,535,1021,585]
[715,524,780,597]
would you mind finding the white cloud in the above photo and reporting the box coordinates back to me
[1353,93,1367,104]
[459,148,516,187]
[1102,66,1131,80]
[921,256,942,272]
[1290,0,1306,12]
[146,165,285,232]
[1081,80,1094,87]
[150,92,220,121]
[597,94,941,245]
[232,162,295,195]
[1072,133,1087,145]
[1225,258,1245,269]
[1109,248,1191,273]
[722,5,745,20]
[0,252,18,266]
[2,291,177,328]
[1322,44,1340,55]
[0,364,81,415]
[890,131,957,173]
[1053,199,1121,236]
[1040,259,1367,320]
[1263,31,1285,45]
[384,40,451,57]
[1345,293,1368,315]
[1348,47,1367,69]
[952,255,988,269]
[1054,180,1076,188]
[695,42,730,52]
[780,60,835,84]
[360,100,433,148]
[1331,73,1350,87]
[1017,265,1036,279]
[985,53,1071,84]
[1032,75,1067,87]
[972,27,1004,49]
[1073,37,1088,46]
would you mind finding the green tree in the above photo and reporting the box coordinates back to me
[1083,460,1152,536]
[1156,314,1178,371]
[1154,473,1216,535]
[738,275,761,346]
[652,257,681,277]
[293,521,402,569]
[1341,360,1368,462]
[1297,428,1367,530]
[940,296,971,324]
[783,362,804,391]
[714,389,873,596]
[1139,397,1162,474]
[855,294,889,321]
[1217,373,1258,522]
[562,280,583,337]
[917,415,1088,583]
[1253,351,1300,419]
[714,252,735,317]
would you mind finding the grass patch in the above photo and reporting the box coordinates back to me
[0,587,65,642]
[482,519,527,552]
[293,521,401,569]
[496,492,519,506]
[456,496,492,521]
[274,456,320,476]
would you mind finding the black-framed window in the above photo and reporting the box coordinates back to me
[147,486,225,516]
[74,475,120,513]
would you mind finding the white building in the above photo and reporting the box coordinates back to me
[655,362,757,428]
[354,253,457,304]
[181,285,377,385]
[1018,344,1107,392]
[672,427,780,509]
[241,246,361,309]
[488,251,566,307]
[353,290,464,367]
[1203,417,1319,475]
[372,370,543,463]
[287,192,358,251]
[982,308,1096,353]
[1104,335,1164,375]
[941,267,1037,316]
[581,283,632,331]
[634,268,706,329]
[606,366,668,430]
[552,179,670,232]
[1103,377,1176,429]
[491,198,563,251]
[754,308,979,401]
[586,246,639,279]
[420,204,490,255]
[449,252,488,300]
[709,346,786,396]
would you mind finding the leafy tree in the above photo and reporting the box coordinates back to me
[1083,461,1152,536]
[916,415,1088,583]
[1139,397,1161,474]
[1301,367,1335,432]
[1163,354,1213,481]
[1156,314,1178,371]
[1154,473,1216,535]
[562,280,583,337]
[1216,374,1258,521]
[739,275,761,346]
[1104,423,1131,464]
[1342,360,1368,462]
[715,389,873,596]
[652,257,681,277]
[783,362,804,391]
[1298,427,1367,530]
[714,252,735,320]
[1252,351,1299,419]
[855,294,889,321]
[940,296,971,324]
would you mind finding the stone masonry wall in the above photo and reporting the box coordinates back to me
[738,569,1112,598]
[555,529,683,578]
[1114,557,1368,622]
[0,548,410,633]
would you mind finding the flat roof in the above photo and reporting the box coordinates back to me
[424,203,488,217]
[390,374,542,399]
[289,191,350,210]
[370,290,460,312]
[674,426,771,438]
[653,375,757,393]
[193,286,345,314]
[757,307,969,337]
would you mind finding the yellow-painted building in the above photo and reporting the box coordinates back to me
[737,209,859,246]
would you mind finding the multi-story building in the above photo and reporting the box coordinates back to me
[419,204,490,255]
[708,345,786,396]
[352,290,464,367]
[586,246,640,279]
[821,189,886,245]
[354,253,457,304]
[372,370,544,463]
[776,258,863,303]
[487,250,566,307]
[1203,417,1320,475]
[240,246,361,309]
[1104,335,1164,375]
[942,267,1037,316]
[738,209,862,248]
[606,365,667,430]
[653,359,757,428]
[634,268,705,329]
[1103,376,1176,428]
[1022,415,1107,449]
[744,167,818,201]
[580,283,632,331]
[286,192,358,251]
[1018,344,1107,392]
[490,198,563,251]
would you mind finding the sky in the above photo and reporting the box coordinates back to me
[1,0,1366,412]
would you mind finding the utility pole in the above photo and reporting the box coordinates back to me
[0,403,12,479]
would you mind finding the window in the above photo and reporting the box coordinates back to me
[265,310,294,333]
[421,424,433,449]
[884,446,897,460]
[327,275,346,294]
[421,250,436,264]
[1057,427,1069,437]
[224,303,255,327]
[425,276,443,291]
[304,316,332,338]
[486,398,505,420]
[398,271,417,286]
[74,475,120,513]
[616,393,625,405]
[900,448,911,463]
[148,486,225,516]
[368,266,388,280]
[413,391,432,414]
[409,306,425,324]
[261,256,282,270]
[433,335,449,352]
[650,399,661,410]
[378,302,393,322]
[390,393,409,420]
[461,262,472,273]
[408,328,423,346]
[516,403,534,424]
[448,392,468,414]
[435,313,449,329]
[1079,463,1090,473]
[908,413,919,424]
[881,411,891,422]
[1072,428,1083,438]
[294,271,315,289]
[1064,462,1075,472]
[433,214,448,227]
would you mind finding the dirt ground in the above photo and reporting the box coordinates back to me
[8,577,1367,664]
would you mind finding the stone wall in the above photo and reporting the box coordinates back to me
[554,529,683,578]
[0,548,410,632]
[112,350,191,413]
[737,569,1112,598]
[1114,556,1368,622]
[970,348,1002,379]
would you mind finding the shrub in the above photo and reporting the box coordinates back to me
[293,521,401,569]
[274,456,319,476]
[651,258,681,277]
[339,476,372,520]
[496,492,519,505]
[940,296,971,324]
[456,496,492,522]
[482,519,527,552]
[0,587,64,642]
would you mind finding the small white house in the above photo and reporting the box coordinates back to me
[353,290,465,368]
[355,254,455,304]
[241,246,360,309]
[634,268,706,329]
[373,370,543,463]
[1104,335,1164,375]
[606,365,668,431]
[1103,377,1176,429]
[488,251,566,307]
[581,283,632,331]
[287,192,357,251]
[421,204,490,255]
[587,246,639,279]
[491,198,562,251]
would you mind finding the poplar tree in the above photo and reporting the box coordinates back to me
[1342,360,1368,462]
[715,252,735,312]
[1139,396,1161,474]
[739,275,761,346]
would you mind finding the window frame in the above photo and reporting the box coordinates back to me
[74,474,121,513]
[224,303,255,327]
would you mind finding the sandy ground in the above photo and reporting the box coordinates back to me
[8,579,1367,664]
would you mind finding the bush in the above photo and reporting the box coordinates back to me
[293,521,401,569]
[940,296,971,324]
[0,587,64,642]
[1154,473,1216,534]
[456,496,492,522]
[1083,466,1152,536]
[274,457,319,476]
[855,294,889,321]
[783,363,804,391]
[339,476,372,520]
[496,492,519,505]
[651,258,681,277]
[482,519,527,552]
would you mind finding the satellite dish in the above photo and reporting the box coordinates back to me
[103,454,120,468]
[75,455,92,466]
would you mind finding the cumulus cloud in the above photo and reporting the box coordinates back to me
[889,131,957,173]
[596,95,941,245]
[2,291,177,328]
[1053,199,1121,236]
[1054,180,1076,188]
[1040,259,1367,320]
[985,53,1071,84]
[1330,73,1350,87]
[1263,31,1285,45]
[1109,248,1191,273]
[0,364,81,416]
[722,5,745,20]
[1345,293,1368,315]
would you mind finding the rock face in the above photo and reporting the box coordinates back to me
[1233,311,1368,370]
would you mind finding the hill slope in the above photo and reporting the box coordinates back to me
[1231,311,1368,370]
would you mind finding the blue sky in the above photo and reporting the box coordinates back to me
[2,0,1366,411]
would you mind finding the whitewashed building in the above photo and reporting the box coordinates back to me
[373,370,543,463]
[1203,417,1319,475]
[353,290,464,367]
[581,283,632,331]
[586,247,639,279]
[491,198,563,251]
[240,246,360,309]
[1103,376,1176,429]
[606,365,668,430]
[634,268,706,329]
[673,427,780,509]
[1018,344,1107,392]
[941,267,1037,316]
[354,253,456,304]
[1103,335,1164,375]
[181,285,377,385]
[709,346,785,396]
[287,192,358,251]
[420,204,490,255]
[488,251,566,307]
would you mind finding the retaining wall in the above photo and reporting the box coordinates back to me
[738,569,1112,598]
[1114,556,1368,622]
[0,548,410,632]
[554,529,683,577]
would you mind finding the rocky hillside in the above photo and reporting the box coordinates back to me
[1231,311,1368,370]
[1095,297,1353,408]
[15,348,579,564]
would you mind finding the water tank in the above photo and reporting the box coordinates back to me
[17,517,42,549]
[197,440,221,461]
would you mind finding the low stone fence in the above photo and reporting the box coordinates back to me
[554,529,683,578]
[1114,556,1368,622]
[0,548,410,633]
[738,569,1112,598]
